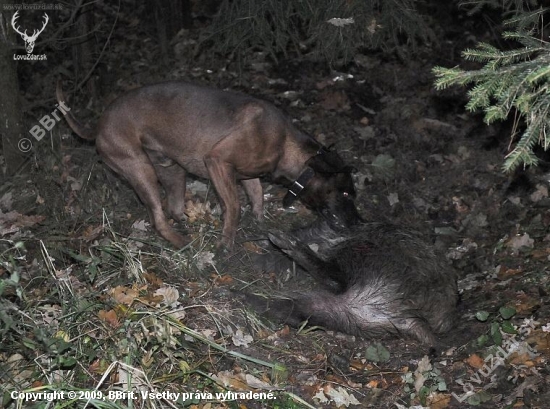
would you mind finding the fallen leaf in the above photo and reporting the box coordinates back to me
[79,224,104,241]
[458,146,471,160]
[508,352,536,366]
[66,175,82,191]
[154,286,180,306]
[313,388,329,403]
[367,380,379,388]
[496,265,523,279]
[365,342,390,363]
[462,212,488,228]
[507,233,534,252]
[387,192,399,207]
[211,370,250,390]
[0,211,46,236]
[7,354,33,383]
[55,330,70,342]
[371,154,396,181]
[526,330,550,353]
[98,309,120,328]
[427,392,452,409]
[278,326,291,337]
[138,293,164,306]
[530,184,548,202]
[465,354,484,369]
[515,292,540,314]
[186,200,215,223]
[324,385,361,407]
[213,274,234,285]
[416,355,432,372]
[143,272,163,287]
[195,251,216,271]
[354,125,375,141]
[131,220,149,231]
[530,248,550,259]
[319,90,350,111]
[243,241,263,253]
[244,374,276,390]
[414,356,432,393]
[452,196,469,214]
[89,359,107,374]
[110,286,139,305]
[232,329,253,347]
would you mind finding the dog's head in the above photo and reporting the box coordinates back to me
[284,149,362,228]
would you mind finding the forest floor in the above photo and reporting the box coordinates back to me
[1,7,550,409]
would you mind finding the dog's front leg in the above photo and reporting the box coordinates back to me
[241,178,263,220]
[204,154,239,248]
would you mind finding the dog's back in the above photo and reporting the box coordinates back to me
[95,82,294,178]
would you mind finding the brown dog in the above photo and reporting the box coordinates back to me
[56,81,361,248]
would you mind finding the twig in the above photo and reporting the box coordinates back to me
[76,0,120,91]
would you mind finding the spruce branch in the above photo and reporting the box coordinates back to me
[434,2,550,171]
[504,7,547,30]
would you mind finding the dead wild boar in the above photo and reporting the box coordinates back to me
[247,220,458,345]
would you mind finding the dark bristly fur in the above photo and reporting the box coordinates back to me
[247,221,458,345]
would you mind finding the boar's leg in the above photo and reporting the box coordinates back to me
[268,232,345,291]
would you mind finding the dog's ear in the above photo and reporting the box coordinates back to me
[307,151,350,173]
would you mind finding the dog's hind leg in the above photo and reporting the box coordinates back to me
[102,149,190,248]
[149,155,187,221]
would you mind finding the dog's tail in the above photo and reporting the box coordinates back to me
[56,79,95,140]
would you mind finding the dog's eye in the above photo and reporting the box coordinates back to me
[343,192,349,198]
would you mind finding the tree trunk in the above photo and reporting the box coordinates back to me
[146,0,195,63]
[0,5,28,179]
[72,3,98,100]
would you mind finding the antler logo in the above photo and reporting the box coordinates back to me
[11,11,49,54]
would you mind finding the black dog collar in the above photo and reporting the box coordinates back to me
[283,167,315,207]
[283,145,330,206]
